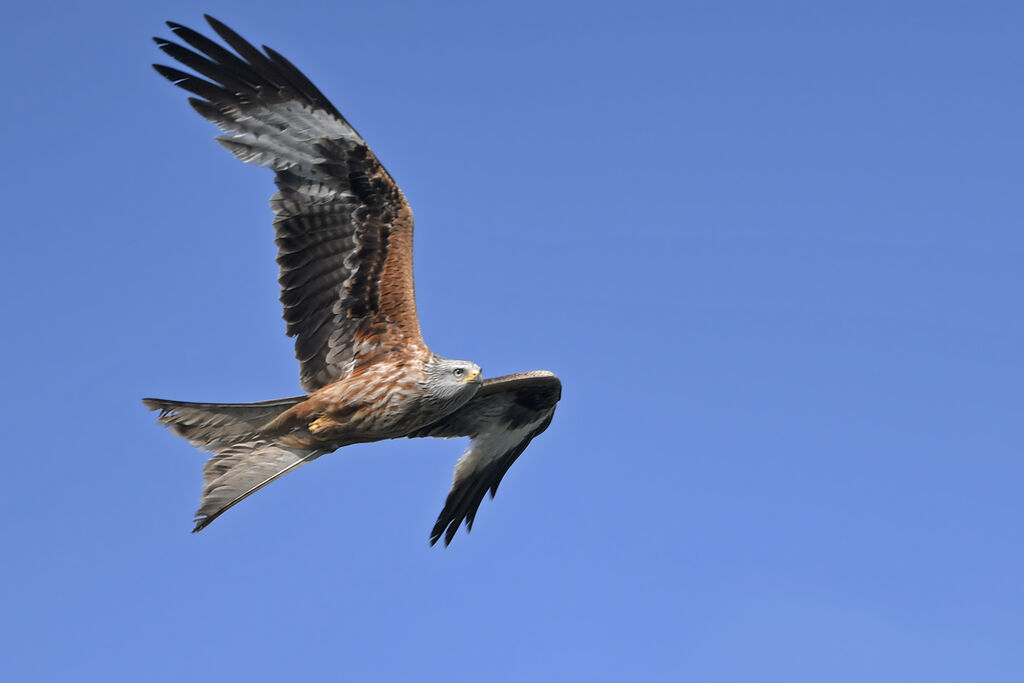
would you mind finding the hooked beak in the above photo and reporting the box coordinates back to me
[460,368,482,384]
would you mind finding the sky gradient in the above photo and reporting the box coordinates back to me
[2,1,1022,680]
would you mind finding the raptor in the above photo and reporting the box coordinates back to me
[143,16,561,545]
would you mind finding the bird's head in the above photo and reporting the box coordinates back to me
[425,356,483,409]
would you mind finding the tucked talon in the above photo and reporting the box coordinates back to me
[308,416,338,441]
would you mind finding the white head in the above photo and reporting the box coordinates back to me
[424,355,483,411]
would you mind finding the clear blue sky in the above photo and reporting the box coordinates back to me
[2,1,1021,680]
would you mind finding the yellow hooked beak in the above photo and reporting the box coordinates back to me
[460,368,481,383]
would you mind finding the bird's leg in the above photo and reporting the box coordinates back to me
[308,415,345,442]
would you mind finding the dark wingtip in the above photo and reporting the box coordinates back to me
[444,522,461,546]
[429,521,444,546]
[430,518,457,547]
[152,63,187,82]
[203,14,230,35]
[188,97,220,121]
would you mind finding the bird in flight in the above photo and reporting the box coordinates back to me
[143,16,561,545]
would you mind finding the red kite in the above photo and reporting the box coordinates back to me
[143,16,561,545]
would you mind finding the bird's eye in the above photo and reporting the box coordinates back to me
[453,368,464,378]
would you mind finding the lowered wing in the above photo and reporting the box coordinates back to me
[409,371,562,545]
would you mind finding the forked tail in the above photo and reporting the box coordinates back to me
[142,396,306,450]
[143,395,322,531]
[191,438,326,532]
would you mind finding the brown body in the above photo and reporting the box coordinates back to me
[267,352,440,448]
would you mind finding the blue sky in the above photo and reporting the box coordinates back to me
[2,1,1022,680]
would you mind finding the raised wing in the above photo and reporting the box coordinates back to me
[408,371,562,546]
[154,16,425,391]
